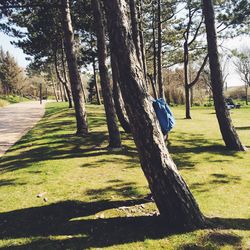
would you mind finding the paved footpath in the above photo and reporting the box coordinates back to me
[0,101,45,158]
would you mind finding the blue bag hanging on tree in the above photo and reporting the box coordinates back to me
[152,98,175,135]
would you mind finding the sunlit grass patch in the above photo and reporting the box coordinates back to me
[0,102,249,249]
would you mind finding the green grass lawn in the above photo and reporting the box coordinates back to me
[0,103,249,249]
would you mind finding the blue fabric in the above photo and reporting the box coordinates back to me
[152,98,175,135]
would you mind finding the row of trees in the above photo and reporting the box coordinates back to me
[0,0,249,230]
[0,47,63,100]
[0,47,25,95]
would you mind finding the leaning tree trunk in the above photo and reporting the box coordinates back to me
[92,0,121,148]
[203,0,245,151]
[111,53,131,133]
[103,0,205,230]
[61,0,88,135]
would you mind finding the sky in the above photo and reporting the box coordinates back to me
[0,31,249,87]
[0,32,30,68]
[222,35,250,87]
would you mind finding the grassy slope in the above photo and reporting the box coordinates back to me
[0,99,9,108]
[0,95,31,108]
[0,103,249,250]
[0,95,30,105]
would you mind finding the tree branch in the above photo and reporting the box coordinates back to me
[188,16,204,46]
[189,54,209,88]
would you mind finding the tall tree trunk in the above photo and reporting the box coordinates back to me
[245,84,248,105]
[137,0,148,83]
[58,81,64,101]
[203,0,245,151]
[63,85,68,102]
[92,0,121,148]
[54,51,73,108]
[79,74,87,104]
[185,85,191,119]
[183,5,204,119]
[61,42,73,107]
[92,56,102,105]
[152,0,157,92]
[157,0,164,98]
[90,36,102,105]
[104,0,205,230]
[148,74,158,99]
[189,64,193,107]
[129,0,142,65]
[61,0,88,135]
[184,41,191,119]
[111,53,131,133]
[50,69,59,102]
[190,87,194,107]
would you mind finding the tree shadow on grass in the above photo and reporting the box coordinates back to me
[84,182,141,199]
[0,104,244,176]
[189,173,241,194]
[168,132,242,170]
[0,200,171,249]
[0,131,109,173]
[235,126,250,130]
[0,129,138,173]
[0,104,139,173]
[0,200,249,250]
[0,178,16,187]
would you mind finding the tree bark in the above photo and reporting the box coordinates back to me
[137,0,148,83]
[54,50,73,108]
[61,42,73,107]
[104,0,205,230]
[148,73,158,99]
[61,0,88,135]
[152,0,157,92]
[92,0,121,148]
[63,84,68,102]
[183,7,205,119]
[111,53,131,133]
[203,0,245,151]
[93,57,102,105]
[58,81,63,101]
[90,36,102,105]
[129,0,142,66]
[50,68,59,102]
[245,84,248,105]
[157,0,164,98]
[184,40,191,119]
[79,74,87,104]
